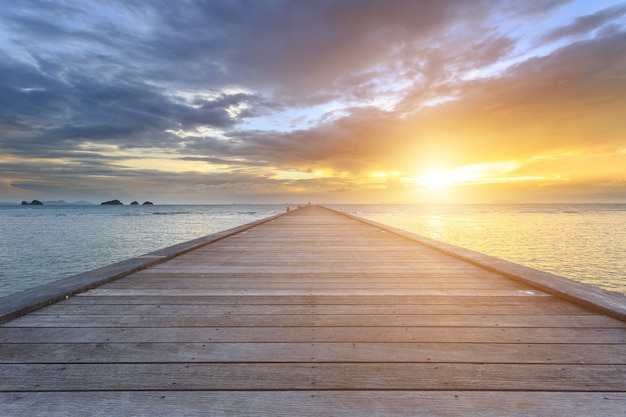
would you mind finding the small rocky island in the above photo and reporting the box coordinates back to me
[101,200,154,205]
[101,199,123,205]
[21,200,44,206]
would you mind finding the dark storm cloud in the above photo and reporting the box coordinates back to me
[0,0,537,158]
[0,57,272,158]
[138,0,482,91]
[0,0,283,163]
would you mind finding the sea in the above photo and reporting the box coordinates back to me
[0,203,625,298]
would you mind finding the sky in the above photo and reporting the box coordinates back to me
[1,0,625,204]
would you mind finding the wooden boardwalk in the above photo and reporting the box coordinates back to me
[1,205,625,416]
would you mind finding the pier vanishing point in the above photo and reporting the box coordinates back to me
[1,205,625,416]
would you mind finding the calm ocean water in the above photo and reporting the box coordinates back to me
[0,204,624,298]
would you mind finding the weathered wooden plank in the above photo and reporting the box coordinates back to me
[127,271,509,279]
[2,342,624,364]
[6,314,626,328]
[3,391,625,417]
[133,268,508,275]
[101,281,527,290]
[30,302,594,316]
[148,252,476,260]
[3,363,624,391]
[5,325,626,344]
[153,258,464,264]
[6,313,621,328]
[140,266,498,274]
[62,294,560,305]
[3,326,624,344]
[127,261,496,267]
[69,288,553,296]
[109,274,516,284]
[165,247,462,254]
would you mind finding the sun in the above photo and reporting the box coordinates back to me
[419,170,456,189]
[413,161,525,190]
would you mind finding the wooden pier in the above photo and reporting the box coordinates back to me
[1,205,625,416]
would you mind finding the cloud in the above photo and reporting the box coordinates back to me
[390,29,626,162]
[213,27,626,186]
[0,0,624,203]
[0,58,277,161]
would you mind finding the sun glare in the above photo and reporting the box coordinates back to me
[412,161,523,190]
[419,170,455,189]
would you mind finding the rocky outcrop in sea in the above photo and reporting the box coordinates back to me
[101,199,123,205]
[21,200,44,206]
[101,200,154,205]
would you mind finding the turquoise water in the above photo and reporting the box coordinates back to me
[1,204,625,298]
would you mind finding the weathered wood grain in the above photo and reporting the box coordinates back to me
[2,326,625,344]
[1,342,624,364]
[2,391,625,417]
[102,279,526,289]
[62,294,560,305]
[3,363,625,391]
[64,288,553,296]
[30,302,593,316]
[6,312,622,328]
